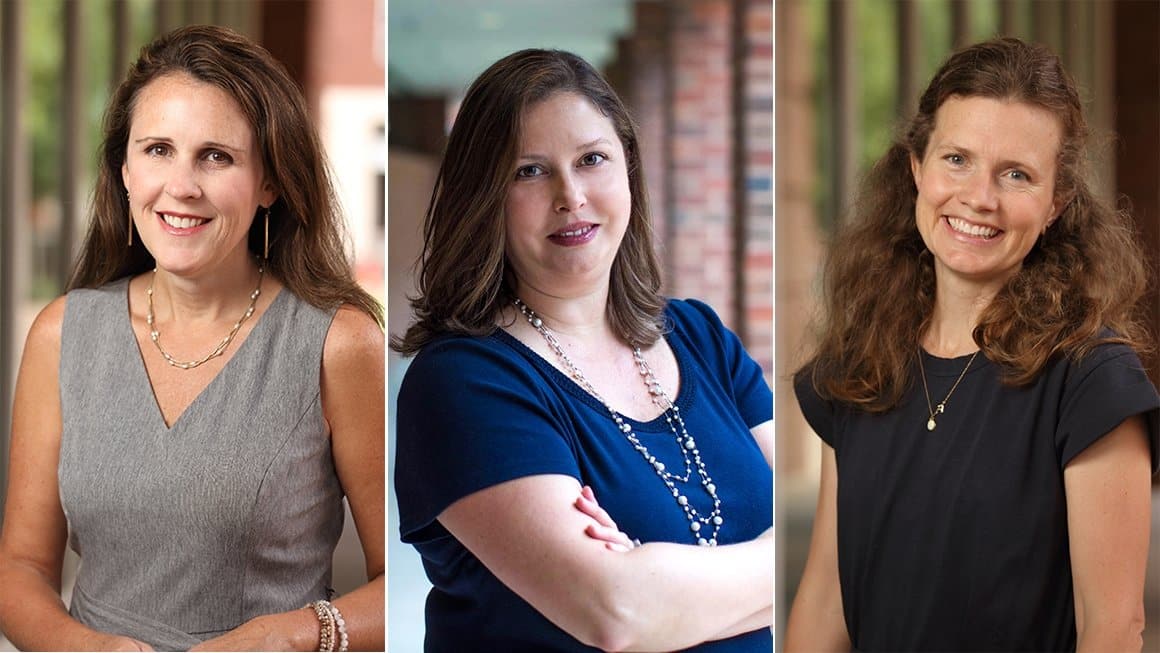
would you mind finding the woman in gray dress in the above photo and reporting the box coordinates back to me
[0,25,384,651]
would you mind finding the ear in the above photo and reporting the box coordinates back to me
[909,152,922,187]
[259,178,278,209]
[122,161,129,191]
[1045,190,1074,233]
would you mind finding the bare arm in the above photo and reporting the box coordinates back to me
[702,419,774,641]
[1064,415,1152,653]
[191,306,385,651]
[785,443,851,652]
[440,471,772,652]
[0,298,151,651]
[752,419,774,471]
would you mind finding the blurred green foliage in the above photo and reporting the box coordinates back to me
[26,0,156,199]
[807,0,1005,232]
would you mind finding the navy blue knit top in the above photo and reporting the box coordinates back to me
[396,298,773,652]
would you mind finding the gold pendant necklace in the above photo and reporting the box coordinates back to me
[918,348,978,431]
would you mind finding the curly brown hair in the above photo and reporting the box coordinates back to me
[68,24,383,327]
[390,49,665,356]
[800,37,1151,412]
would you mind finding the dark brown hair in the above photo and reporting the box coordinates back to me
[801,37,1150,412]
[391,48,664,356]
[68,24,382,327]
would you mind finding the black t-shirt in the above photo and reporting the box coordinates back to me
[796,343,1160,652]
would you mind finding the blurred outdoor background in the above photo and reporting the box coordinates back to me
[0,1,384,649]
[387,0,772,648]
[776,0,1160,649]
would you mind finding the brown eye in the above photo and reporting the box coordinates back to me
[205,150,234,165]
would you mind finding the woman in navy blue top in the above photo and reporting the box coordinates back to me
[392,49,773,651]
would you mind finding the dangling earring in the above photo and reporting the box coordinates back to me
[263,206,270,260]
[126,190,133,247]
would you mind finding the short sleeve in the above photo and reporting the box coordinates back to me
[393,336,582,542]
[793,367,838,449]
[1056,344,1160,473]
[671,299,772,428]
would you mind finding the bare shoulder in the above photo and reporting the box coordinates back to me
[322,304,385,372]
[23,295,69,355]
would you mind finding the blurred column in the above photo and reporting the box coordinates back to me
[1,0,28,512]
[775,0,824,642]
[60,0,84,288]
[774,0,822,487]
[1114,0,1160,380]
[668,0,735,326]
[828,0,858,225]
[735,0,772,376]
[896,0,921,119]
[619,1,672,288]
[950,0,970,49]
[1031,0,1064,54]
[111,1,133,92]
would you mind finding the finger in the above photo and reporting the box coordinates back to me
[575,494,618,528]
[605,541,631,553]
[585,522,633,548]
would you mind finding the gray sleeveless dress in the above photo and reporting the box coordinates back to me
[57,278,343,651]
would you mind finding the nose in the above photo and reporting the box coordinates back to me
[165,162,203,200]
[554,172,586,213]
[957,171,998,213]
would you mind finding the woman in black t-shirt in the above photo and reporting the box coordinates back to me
[787,38,1159,652]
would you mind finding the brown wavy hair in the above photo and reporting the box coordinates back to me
[391,49,664,356]
[68,24,383,327]
[800,37,1150,412]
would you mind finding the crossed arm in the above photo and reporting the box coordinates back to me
[437,420,774,652]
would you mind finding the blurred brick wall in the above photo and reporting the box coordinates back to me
[610,0,772,380]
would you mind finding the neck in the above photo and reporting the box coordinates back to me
[923,272,999,357]
[513,282,613,340]
[151,254,262,324]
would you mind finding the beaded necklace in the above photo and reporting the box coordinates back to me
[146,264,264,370]
[514,298,724,546]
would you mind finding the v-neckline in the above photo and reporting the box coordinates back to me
[122,278,286,432]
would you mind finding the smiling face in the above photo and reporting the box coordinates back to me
[502,92,632,299]
[911,95,1063,293]
[122,73,275,278]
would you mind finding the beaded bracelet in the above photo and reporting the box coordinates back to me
[327,602,350,652]
[306,600,337,652]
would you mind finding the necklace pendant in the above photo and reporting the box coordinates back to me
[927,417,937,431]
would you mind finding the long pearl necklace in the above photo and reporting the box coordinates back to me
[514,299,724,546]
[146,265,264,370]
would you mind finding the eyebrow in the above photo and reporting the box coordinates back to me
[936,142,1043,173]
[133,137,245,152]
[516,137,615,161]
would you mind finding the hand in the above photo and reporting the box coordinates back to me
[575,485,639,553]
[187,615,291,651]
[92,633,154,651]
